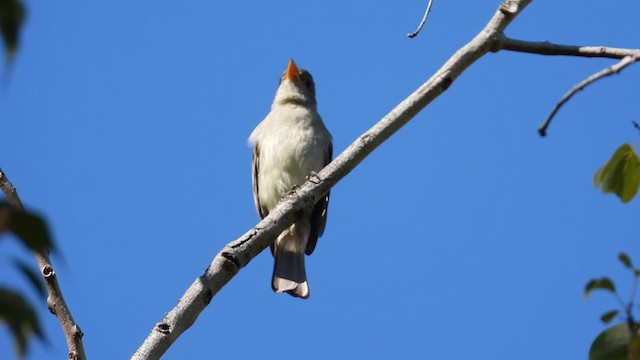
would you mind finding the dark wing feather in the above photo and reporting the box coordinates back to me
[252,145,268,219]
[305,141,332,255]
[253,145,276,255]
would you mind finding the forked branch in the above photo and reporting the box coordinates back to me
[495,35,640,135]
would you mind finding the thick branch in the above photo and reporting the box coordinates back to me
[132,1,532,359]
[0,168,86,360]
[499,36,640,59]
[539,56,639,136]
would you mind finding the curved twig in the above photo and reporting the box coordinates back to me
[0,168,86,360]
[408,0,434,38]
[538,56,639,136]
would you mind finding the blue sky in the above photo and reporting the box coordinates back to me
[2,1,639,359]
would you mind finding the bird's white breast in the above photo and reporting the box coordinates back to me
[250,104,331,211]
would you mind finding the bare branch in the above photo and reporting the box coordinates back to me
[0,169,23,209]
[493,36,640,136]
[499,36,640,59]
[0,167,87,360]
[407,0,434,38]
[538,56,639,136]
[132,1,533,359]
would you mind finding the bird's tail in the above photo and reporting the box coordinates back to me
[272,245,309,299]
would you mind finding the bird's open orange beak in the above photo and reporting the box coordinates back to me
[285,59,300,81]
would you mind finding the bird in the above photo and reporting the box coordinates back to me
[249,59,333,299]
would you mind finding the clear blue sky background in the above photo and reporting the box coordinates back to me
[2,1,639,359]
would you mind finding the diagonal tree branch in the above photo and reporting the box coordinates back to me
[132,1,533,358]
[538,56,639,136]
[0,167,86,360]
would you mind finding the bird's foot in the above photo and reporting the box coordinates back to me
[307,171,321,184]
[287,185,300,196]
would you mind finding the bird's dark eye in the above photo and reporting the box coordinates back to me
[302,74,315,95]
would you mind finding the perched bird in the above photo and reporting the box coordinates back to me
[249,59,332,299]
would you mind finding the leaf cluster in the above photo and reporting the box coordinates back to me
[587,252,640,360]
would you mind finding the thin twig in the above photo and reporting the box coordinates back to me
[0,167,87,360]
[538,56,639,136]
[407,0,434,38]
[132,1,533,358]
[499,36,640,60]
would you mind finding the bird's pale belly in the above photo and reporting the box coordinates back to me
[258,134,325,211]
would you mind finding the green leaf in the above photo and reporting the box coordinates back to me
[0,202,54,255]
[590,323,640,360]
[600,310,619,324]
[593,145,630,189]
[585,277,616,298]
[619,252,633,269]
[0,287,45,359]
[594,143,640,203]
[12,259,46,300]
[0,0,25,60]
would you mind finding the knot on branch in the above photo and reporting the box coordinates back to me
[307,171,322,185]
[359,133,374,146]
[72,324,84,339]
[203,288,213,305]
[440,76,453,91]
[47,295,56,314]
[499,0,519,14]
[156,322,171,335]
[220,251,240,269]
[42,264,55,278]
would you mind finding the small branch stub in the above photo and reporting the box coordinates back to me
[499,0,519,14]
[73,325,84,339]
[43,264,55,278]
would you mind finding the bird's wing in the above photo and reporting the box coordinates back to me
[252,144,268,219]
[305,141,332,255]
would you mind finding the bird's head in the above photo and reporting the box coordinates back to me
[273,59,317,107]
